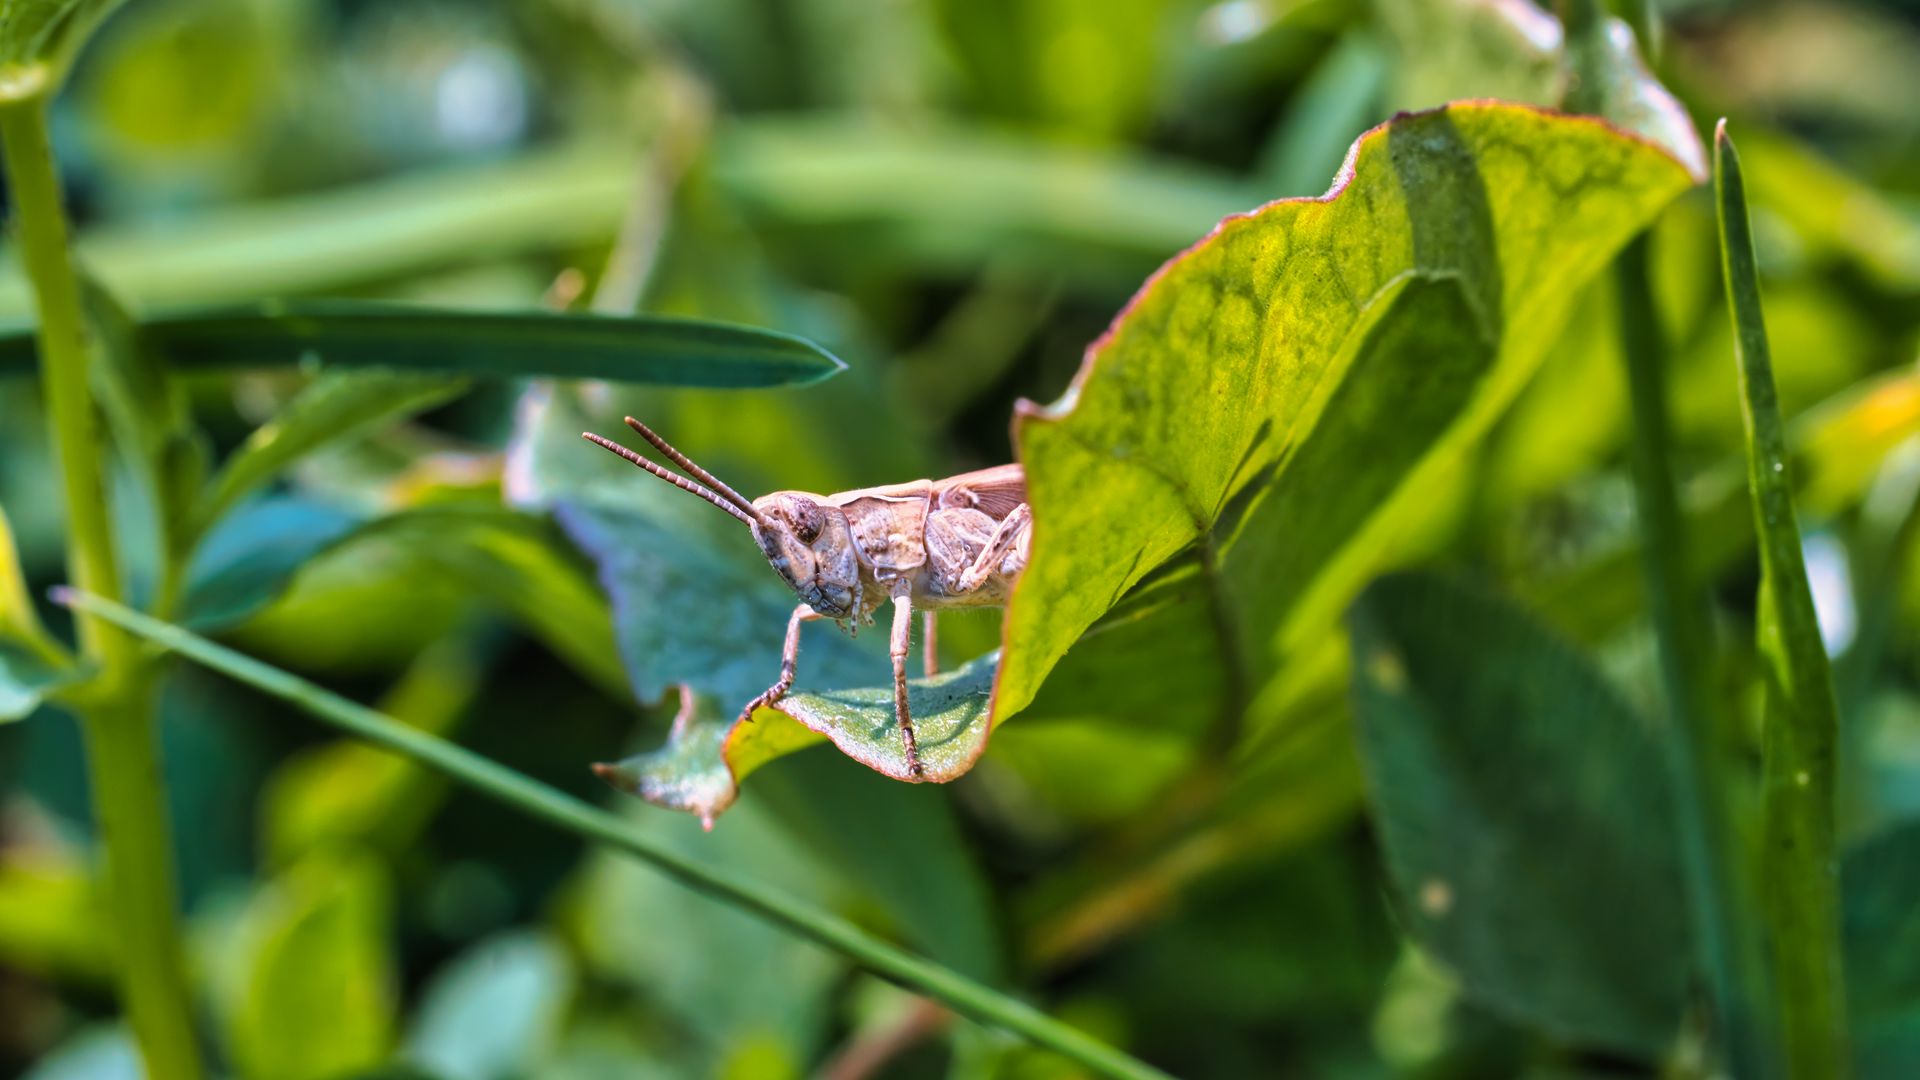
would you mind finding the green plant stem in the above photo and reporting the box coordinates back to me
[1715,120,1850,1078]
[61,590,1174,1080]
[1,75,203,1080]
[1614,233,1776,1075]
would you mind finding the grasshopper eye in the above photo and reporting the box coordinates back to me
[790,500,823,544]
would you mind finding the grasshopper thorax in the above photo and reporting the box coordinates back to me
[751,493,861,619]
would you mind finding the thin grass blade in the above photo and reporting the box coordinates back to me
[1715,118,1851,1077]
[55,589,1172,1080]
[0,301,847,388]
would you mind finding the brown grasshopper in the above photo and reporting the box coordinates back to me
[583,417,1031,778]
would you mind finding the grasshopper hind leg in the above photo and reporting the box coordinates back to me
[890,593,925,778]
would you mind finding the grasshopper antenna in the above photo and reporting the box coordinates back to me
[582,431,766,529]
[620,416,761,517]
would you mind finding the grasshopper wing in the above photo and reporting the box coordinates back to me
[936,464,1026,520]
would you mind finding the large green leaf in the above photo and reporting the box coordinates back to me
[1348,570,1687,1055]
[0,301,847,388]
[580,101,1694,819]
[993,101,1694,732]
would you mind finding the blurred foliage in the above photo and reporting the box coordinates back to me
[1,0,1919,1077]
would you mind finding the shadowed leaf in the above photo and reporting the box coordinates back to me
[180,499,367,632]
[0,640,84,722]
[1348,571,1688,1055]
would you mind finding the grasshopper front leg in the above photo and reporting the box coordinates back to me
[738,603,823,725]
[891,591,925,778]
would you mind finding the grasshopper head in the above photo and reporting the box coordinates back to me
[749,493,859,619]
[582,417,861,619]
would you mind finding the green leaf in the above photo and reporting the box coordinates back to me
[0,0,124,90]
[0,843,109,980]
[189,369,466,540]
[574,102,1695,819]
[1843,820,1920,1077]
[1380,0,1706,180]
[179,499,367,632]
[214,851,396,1080]
[1348,571,1688,1055]
[1716,122,1850,1074]
[404,931,573,1080]
[0,502,51,644]
[0,639,84,721]
[0,301,849,389]
[993,102,1694,735]
[2,498,82,715]
[349,506,626,700]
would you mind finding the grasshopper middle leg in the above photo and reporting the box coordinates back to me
[891,593,925,778]
[739,603,823,725]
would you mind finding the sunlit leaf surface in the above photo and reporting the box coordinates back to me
[550,101,1694,819]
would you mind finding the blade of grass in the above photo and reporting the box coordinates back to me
[1715,119,1850,1077]
[0,301,847,387]
[1615,232,1777,1074]
[56,589,1173,1080]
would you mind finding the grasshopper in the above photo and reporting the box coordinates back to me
[584,417,1031,778]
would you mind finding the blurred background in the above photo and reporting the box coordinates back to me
[1,0,1918,1076]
